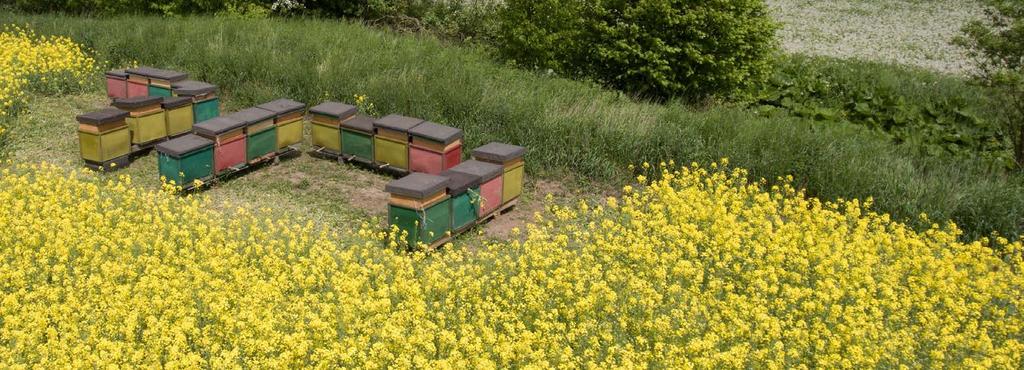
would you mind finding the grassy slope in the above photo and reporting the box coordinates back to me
[2,13,1023,239]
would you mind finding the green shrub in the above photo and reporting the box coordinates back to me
[753,55,1015,169]
[495,0,778,100]
[957,0,1024,167]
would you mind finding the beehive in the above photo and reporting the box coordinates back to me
[193,116,247,174]
[447,160,503,217]
[229,107,277,162]
[408,121,462,175]
[124,68,152,98]
[440,170,481,232]
[77,108,130,164]
[373,114,424,170]
[172,80,219,123]
[113,96,166,145]
[162,96,193,138]
[156,134,214,187]
[256,98,306,150]
[472,142,526,204]
[386,173,451,247]
[340,115,375,163]
[308,102,357,154]
[128,67,188,98]
[105,69,128,99]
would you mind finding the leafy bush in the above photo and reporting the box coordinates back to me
[494,0,778,100]
[753,56,1015,168]
[957,0,1024,167]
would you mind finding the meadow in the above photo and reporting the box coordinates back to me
[2,13,1023,240]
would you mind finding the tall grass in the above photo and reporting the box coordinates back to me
[2,13,1023,239]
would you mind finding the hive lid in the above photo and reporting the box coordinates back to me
[440,170,481,194]
[193,116,245,136]
[471,142,527,163]
[448,160,503,182]
[408,121,462,144]
[385,173,450,199]
[161,96,192,109]
[340,115,375,133]
[76,108,129,125]
[127,66,188,81]
[105,69,127,78]
[229,107,276,125]
[309,102,356,119]
[112,96,163,109]
[156,134,213,157]
[374,114,424,133]
[171,80,217,96]
[256,98,306,116]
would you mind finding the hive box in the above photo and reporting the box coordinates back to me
[193,116,247,174]
[373,114,424,170]
[340,115,375,163]
[386,173,451,247]
[440,170,481,233]
[256,99,306,150]
[162,96,194,138]
[472,142,526,205]
[172,80,219,123]
[156,134,214,187]
[113,96,166,145]
[128,67,188,97]
[309,102,357,154]
[105,69,128,99]
[229,107,277,163]
[124,70,149,98]
[77,108,130,167]
[408,121,462,175]
[447,160,503,217]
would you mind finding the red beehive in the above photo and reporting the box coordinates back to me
[192,116,247,174]
[448,159,503,217]
[125,69,150,98]
[408,121,463,175]
[105,70,128,99]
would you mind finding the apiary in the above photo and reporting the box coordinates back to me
[171,80,219,123]
[373,114,424,171]
[105,69,128,99]
[193,116,247,174]
[408,121,462,175]
[472,142,526,205]
[162,96,194,138]
[229,107,277,163]
[113,96,166,145]
[340,115,375,163]
[309,101,356,154]
[386,173,451,248]
[255,98,306,150]
[440,170,481,233]
[156,134,214,187]
[77,107,130,169]
[447,159,503,217]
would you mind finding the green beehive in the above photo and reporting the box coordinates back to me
[440,170,481,233]
[309,101,357,154]
[156,134,214,187]
[172,80,219,123]
[472,142,527,204]
[386,173,451,247]
[77,108,130,163]
[128,67,186,98]
[230,107,277,162]
[340,115,375,163]
[256,98,307,150]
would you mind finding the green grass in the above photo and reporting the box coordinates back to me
[2,13,1024,239]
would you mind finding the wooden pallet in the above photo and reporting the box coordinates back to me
[83,155,131,172]
[476,198,519,225]
[310,146,409,176]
